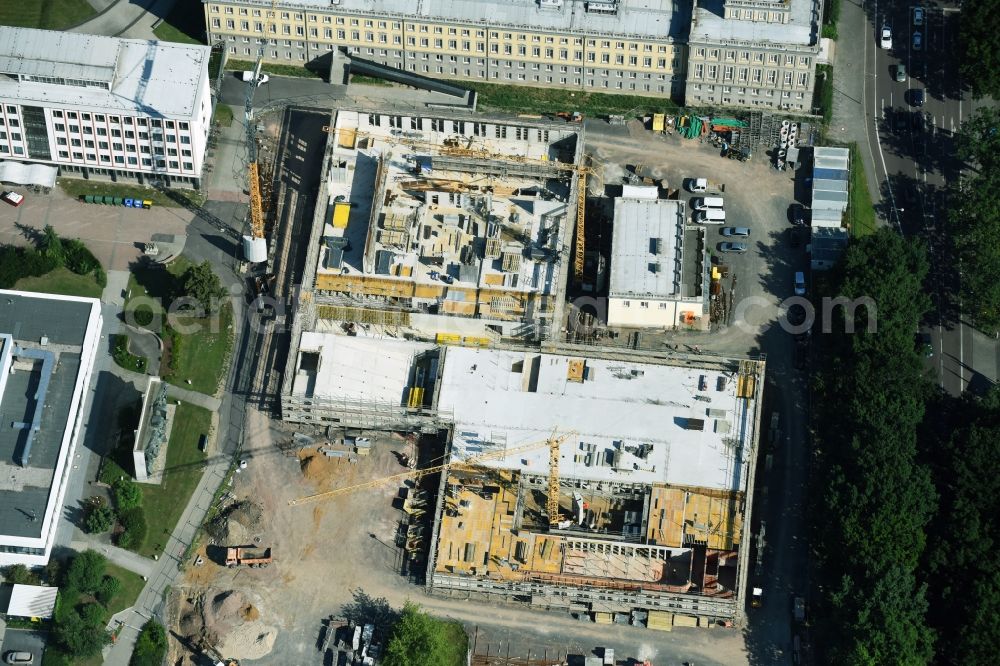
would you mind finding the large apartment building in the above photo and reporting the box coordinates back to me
[0,27,213,186]
[203,0,821,112]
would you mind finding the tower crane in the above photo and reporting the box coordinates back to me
[241,0,279,264]
[289,430,576,524]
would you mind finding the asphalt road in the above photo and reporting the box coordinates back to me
[864,1,998,396]
[0,628,47,664]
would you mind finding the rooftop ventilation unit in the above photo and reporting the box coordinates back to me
[586,0,619,14]
[538,0,564,8]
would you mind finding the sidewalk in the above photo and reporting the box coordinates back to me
[71,0,177,40]
[165,383,223,411]
[70,540,156,578]
[100,456,232,665]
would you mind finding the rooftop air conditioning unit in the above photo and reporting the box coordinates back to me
[586,0,619,15]
[538,0,564,8]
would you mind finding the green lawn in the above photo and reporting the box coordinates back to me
[462,81,679,117]
[0,0,96,30]
[126,257,234,395]
[214,103,234,127]
[111,334,148,374]
[58,178,206,210]
[440,621,469,666]
[153,0,204,45]
[41,559,146,666]
[138,402,211,558]
[848,143,877,237]
[225,58,325,79]
[13,266,103,299]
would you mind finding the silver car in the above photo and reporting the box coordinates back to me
[722,227,751,237]
[719,242,748,253]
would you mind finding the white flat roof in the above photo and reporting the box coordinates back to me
[609,197,684,300]
[295,332,433,403]
[690,0,816,46]
[7,584,58,618]
[437,347,757,492]
[0,27,210,118]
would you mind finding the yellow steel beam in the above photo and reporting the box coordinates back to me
[248,161,264,239]
[574,171,586,282]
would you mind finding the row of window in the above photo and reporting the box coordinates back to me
[619,300,671,309]
[692,87,808,100]
[53,137,193,157]
[213,21,677,69]
[50,150,194,171]
[692,64,810,87]
[50,110,190,131]
[52,122,191,144]
[692,48,812,69]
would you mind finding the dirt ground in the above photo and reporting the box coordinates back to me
[168,407,418,664]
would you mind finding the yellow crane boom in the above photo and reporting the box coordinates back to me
[289,431,575,508]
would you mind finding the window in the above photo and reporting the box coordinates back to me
[54,122,65,132]
[97,141,108,149]
[707,65,718,78]
[114,156,124,164]
[784,71,793,85]
[141,158,151,167]
[52,110,63,118]
[56,137,67,145]
[798,72,809,86]
[58,150,69,158]
[69,124,79,133]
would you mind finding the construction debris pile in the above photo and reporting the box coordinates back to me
[177,588,278,661]
[205,500,264,545]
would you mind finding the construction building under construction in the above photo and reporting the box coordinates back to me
[279,332,763,625]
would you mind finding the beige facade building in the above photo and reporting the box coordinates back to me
[202,0,820,111]
[684,0,822,111]
[203,0,689,99]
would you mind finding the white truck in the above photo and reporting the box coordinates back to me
[687,177,725,194]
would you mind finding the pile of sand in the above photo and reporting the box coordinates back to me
[204,500,264,545]
[219,620,277,660]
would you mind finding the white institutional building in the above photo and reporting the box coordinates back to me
[0,27,213,187]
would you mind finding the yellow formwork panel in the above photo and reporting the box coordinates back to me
[332,202,351,228]
[436,333,462,344]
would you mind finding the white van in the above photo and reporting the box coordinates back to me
[241,71,270,84]
[694,209,727,224]
[692,196,725,210]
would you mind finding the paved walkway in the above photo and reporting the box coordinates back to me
[100,455,232,665]
[71,0,177,41]
[70,540,156,578]
[165,383,223,411]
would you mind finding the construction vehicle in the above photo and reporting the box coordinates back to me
[554,111,583,122]
[225,546,272,568]
[687,177,725,194]
[651,113,665,133]
[289,431,575,530]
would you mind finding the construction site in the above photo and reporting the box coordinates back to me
[278,332,764,628]
[287,109,587,347]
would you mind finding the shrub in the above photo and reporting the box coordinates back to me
[133,308,155,327]
[54,603,111,658]
[2,563,40,585]
[130,620,168,666]
[117,507,148,551]
[65,550,107,595]
[95,575,122,606]
[112,477,142,511]
[85,506,115,534]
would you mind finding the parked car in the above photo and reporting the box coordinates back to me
[794,271,807,296]
[894,108,909,132]
[895,64,907,82]
[4,653,33,665]
[1,191,24,207]
[912,111,926,131]
[788,203,808,226]
[198,434,208,452]
[913,7,924,27]
[912,31,922,50]
[917,332,933,357]
[880,25,892,49]
[722,227,751,237]
[719,242,748,253]
[240,70,270,84]
[910,88,925,107]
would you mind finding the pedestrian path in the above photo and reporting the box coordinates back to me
[70,540,156,578]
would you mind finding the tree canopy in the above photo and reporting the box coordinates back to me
[382,603,466,666]
[130,620,168,666]
[65,549,107,595]
[181,260,227,313]
[812,229,936,664]
[959,0,1000,99]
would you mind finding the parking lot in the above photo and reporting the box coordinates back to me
[0,185,193,271]
[0,628,46,664]
[584,119,808,356]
